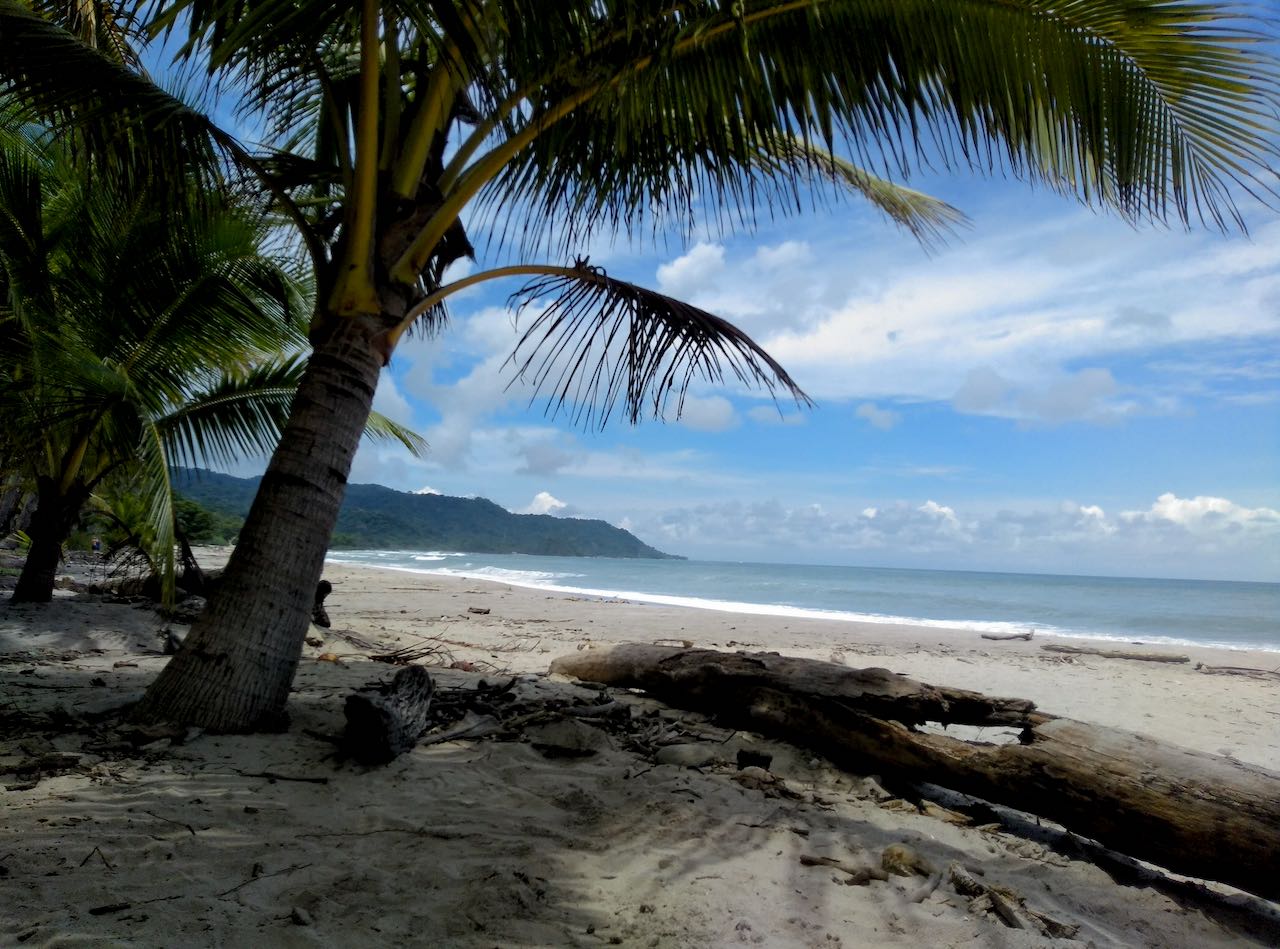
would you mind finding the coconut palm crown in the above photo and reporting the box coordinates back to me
[2,0,1276,730]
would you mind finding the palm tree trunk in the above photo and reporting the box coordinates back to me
[11,477,85,603]
[133,313,385,730]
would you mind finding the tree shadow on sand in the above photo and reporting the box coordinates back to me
[3,598,1279,947]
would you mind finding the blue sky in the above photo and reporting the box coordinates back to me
[165,36,1280,583]
[343,169,1279,582]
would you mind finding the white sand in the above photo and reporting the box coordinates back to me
[2,553,1277,947]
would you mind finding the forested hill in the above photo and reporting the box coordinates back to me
[172,469,679,559]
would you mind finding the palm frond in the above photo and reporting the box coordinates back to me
[507,260,810,428]
[157,357,308,470]
[748,134,969,247]
[0,1,231,194]
[473,0,1280,258]
[365,410,428,456]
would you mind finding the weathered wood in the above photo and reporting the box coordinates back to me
[980,630,1033,641]
[1041,643,1189,663]
[551,645,1280,901]
[1195,662,1280,681]
[341,665,435,765]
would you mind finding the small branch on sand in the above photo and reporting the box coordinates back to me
[1040,644,1189,663]
[144,810,195,835]
[799,853,888,885]
[79,846,113,869]
[1194,663,1280,681]
[981,630,1033,641]
[89,895,181,916]
[237,771,330,785]
[217,863,312,898]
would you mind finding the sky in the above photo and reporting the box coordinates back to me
[170,44,1280,584]
[324,168,1279,583]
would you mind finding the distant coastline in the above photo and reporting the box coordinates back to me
[173,467,680,560]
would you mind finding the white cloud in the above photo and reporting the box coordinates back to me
[678,394,738,432]
[644,216,1280,420]
[619,491,1279,580]
[1122,493,1280,530]
[855,402,901,430]
[412,485,441,495]
[656,242,726,297]
[520,491,568,516]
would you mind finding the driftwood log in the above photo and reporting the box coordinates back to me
[1195,662,1280,681]
[1041,643,1189,663]
[981,630,1034,641]
[551,645,1280,900]
[341,665,435,765]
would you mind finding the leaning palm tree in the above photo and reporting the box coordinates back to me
[3,0,1276,730]
[0,117,422,602]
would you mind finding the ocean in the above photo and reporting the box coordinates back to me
[325,550,1280,652]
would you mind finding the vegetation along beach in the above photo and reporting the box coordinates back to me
[3,0,1279,946]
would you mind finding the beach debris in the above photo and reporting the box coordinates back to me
[981,629,1034,641]
[735,748,772,771]
[732,766,802,800]
[654,743,719,768]
[1040,643,1189,663]
[341,665,435,765]
[290,907,313,926]
[947,862,1078,937]
[467,606,490,614]
[315,652,343,664]
[305,636,324,648]
[1194,662,1280,681]
[526,719,611,758]
[880,843,935,878]
[799,853,888,886]
[418,712,502,746]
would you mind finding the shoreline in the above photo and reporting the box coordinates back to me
[300,554,1280,769]
[324,554,1280,655]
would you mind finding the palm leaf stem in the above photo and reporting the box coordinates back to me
[378,10,401,173]
[327,0,382,316]
[390,32,464,198]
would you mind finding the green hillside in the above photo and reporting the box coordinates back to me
[172,469,678,559]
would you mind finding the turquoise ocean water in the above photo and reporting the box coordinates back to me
[325,550,1280,652]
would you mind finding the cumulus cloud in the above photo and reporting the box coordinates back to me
[412,485,441,495]
[620,491,1278,579]
[656,242,726,298]
[520,491,568,516]
[855,402,901,430]
[662,215,1280,419]
[1122,493,1280,530]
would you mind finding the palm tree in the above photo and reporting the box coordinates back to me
[2,1,1275,730]
[0,116,422,603]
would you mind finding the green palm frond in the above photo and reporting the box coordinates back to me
[158,356,308,470]
[472,0,1279,256]
[0,1,233,194]
[747,135,969,247]
[507,260,811,428]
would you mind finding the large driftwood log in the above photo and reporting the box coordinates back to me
[342,665,435,765]
[551,645,1280,900]
[1041,643,1189,663]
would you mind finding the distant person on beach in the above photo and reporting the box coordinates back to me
[91,537,101,555]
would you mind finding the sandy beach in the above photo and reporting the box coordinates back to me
[2,551,1278,947]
